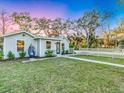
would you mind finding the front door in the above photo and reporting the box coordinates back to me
[62,43,65,51]
[56,42,60,54]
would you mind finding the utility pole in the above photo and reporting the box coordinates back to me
[0,10,6,35]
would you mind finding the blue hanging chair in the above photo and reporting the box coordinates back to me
[28,45,35,58]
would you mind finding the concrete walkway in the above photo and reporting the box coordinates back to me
[21,55,124,68]
[22,57,58,63]
[63,56,124,68]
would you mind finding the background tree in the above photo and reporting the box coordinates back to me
[0,10,6,35]
[109,19,124,48]
[12,12,32,31]
[77,10,111,48]
[103,31,111,48]
[67,20,86,49]
[31,17,51,36]
[0,9,15,49]
[68,32,85,49]
[31,18,72,37]
[49,18,71,37]
[0,9,14,35]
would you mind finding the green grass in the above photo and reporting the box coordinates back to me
[72,55,124,65]
[0,58,124,93]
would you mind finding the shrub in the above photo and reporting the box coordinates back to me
[69,43,75,48]
[19,51,26,58]
[65,50,69,54]
[81,44,87,48]
[7,51,15,60]
[119,39,124,48]
[61,50,65,55]
[45,50,55,57]
[0,51,4,60]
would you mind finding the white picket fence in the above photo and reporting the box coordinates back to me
[74,48,124,59]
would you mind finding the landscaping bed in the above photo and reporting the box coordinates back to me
[0,57,29,63]
[0,56,57,64]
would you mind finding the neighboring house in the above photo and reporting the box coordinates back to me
[2,31,69,59]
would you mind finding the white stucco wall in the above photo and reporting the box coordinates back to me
[39,39,45,57]
[38,38,69,57]
[39,40,60,57]
[36,39,40,56]
[49,40,59,55]
[61,38,69,51]
[3,33,36,59]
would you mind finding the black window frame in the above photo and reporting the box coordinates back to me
[17,40,25,52]
[46,41,51,49]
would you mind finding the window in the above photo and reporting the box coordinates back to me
[17,40,24,52]
[46,41,51,49]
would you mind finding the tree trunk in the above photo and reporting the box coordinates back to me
[1,10,6,35]
[86,32,90,48]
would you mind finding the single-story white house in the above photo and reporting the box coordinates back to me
[2,31,69,59]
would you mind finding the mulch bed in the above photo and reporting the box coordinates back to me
[0,57,29,63]
[0,56,57,64]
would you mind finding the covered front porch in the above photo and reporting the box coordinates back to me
[36,38,66,57]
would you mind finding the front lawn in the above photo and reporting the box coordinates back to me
[72,55,124,65]
[0,58,124,93]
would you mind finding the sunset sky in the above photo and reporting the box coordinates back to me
[0,0,124,28]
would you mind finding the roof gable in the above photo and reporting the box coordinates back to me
[2,31,69,42]
[2,31,35,38]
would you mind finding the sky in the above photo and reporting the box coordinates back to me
[0,0,124,28]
